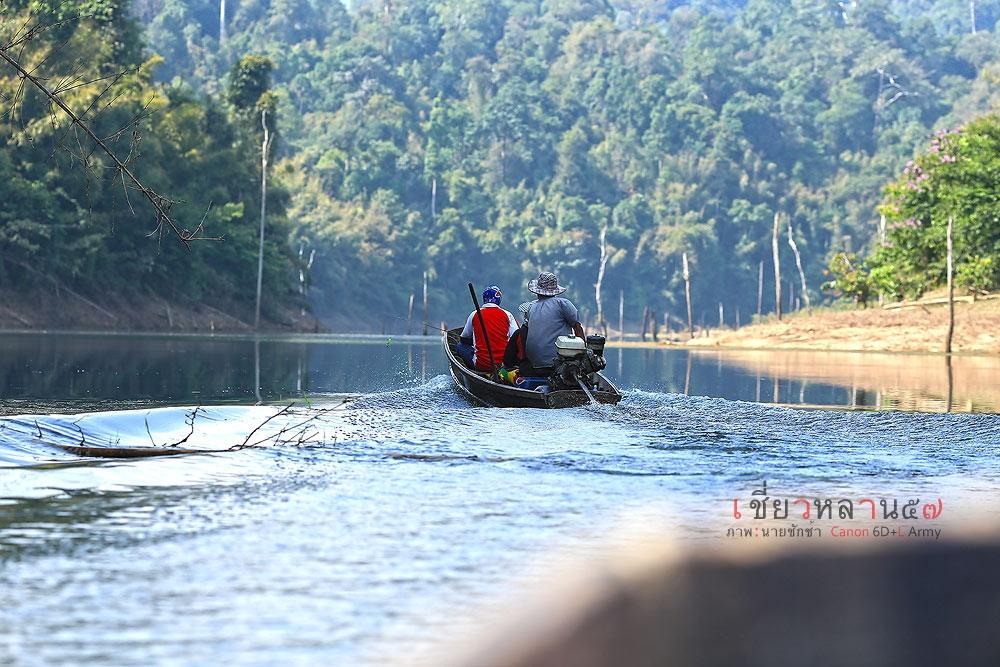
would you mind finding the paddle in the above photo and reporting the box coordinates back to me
[468,282,501,382]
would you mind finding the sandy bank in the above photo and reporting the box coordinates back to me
[681,294,1000,354]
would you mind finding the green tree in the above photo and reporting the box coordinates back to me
[0,5,294,318]
[123,0,1000,328]
[874,116,1000,296]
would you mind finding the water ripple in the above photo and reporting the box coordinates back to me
[3,378,1000,666]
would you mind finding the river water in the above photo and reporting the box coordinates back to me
[2,332,999,665]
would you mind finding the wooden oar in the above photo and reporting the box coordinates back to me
[468,282,501,382]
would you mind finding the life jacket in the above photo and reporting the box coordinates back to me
[504,326,527,368]
[513,327,526,361]
[472,305,510,372]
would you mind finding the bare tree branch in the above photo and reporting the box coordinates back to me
[168,406,202,447]
[0,34,219,244]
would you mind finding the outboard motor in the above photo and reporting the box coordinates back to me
[550,334,607,391]
[586,334,606,358]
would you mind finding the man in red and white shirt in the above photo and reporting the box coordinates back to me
[457,285,518,372]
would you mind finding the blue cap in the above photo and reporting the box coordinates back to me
[482,285,502,305]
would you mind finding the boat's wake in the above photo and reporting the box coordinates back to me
[0,374,621,500]
[3,374,998,505]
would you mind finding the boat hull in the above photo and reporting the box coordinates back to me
[443,329,621,409]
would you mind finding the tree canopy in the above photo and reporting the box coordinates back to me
[870,116,1000,298]
[0,2,294,320]
[7,0,1000,329]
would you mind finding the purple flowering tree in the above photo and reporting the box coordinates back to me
[872,116,1000,298]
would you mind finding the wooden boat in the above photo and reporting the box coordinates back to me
[443,328,622,408]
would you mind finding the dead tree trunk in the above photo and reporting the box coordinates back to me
[787,219,811,314]
[756,260,764,317]
[298,243,315,318]
[946,216,955,354]
[595,224,609,336]
[254,109,273,330]
[718,302,724,328]
[422,270,429,336]
[220,0,227,46]
[971,0,978,34]
[431,177,437,219]
[641,305,650,342]
[651,310,659,342]
[682,252,694,340]
[618,289,624,342]
[772,212,782,320]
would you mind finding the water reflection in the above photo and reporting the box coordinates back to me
[694,349,1000,413]
[1,332,998,414]
[0,333,440,411]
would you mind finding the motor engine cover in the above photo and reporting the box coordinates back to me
[549,337,607,391]
[555,335,587,358]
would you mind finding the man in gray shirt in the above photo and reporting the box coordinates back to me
[523,271,586,371]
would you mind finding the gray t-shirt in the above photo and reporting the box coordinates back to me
[524,296,580,368]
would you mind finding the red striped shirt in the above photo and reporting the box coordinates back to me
[462,305,517,372]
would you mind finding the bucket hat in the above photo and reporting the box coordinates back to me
[527,271,566,296]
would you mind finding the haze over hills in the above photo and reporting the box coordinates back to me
[135,0,1000,329]
[4,1,1000,331]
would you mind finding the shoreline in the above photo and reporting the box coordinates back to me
[5,291,1000,357]
[3,326,998,357]
[673,295,1000,356]
[3,328,995,358]
[0,287,324,335]
[0,328,444,343]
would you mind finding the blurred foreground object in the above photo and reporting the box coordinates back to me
[445,538,1000,667]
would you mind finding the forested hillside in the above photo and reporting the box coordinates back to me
[0,1,296,328]
[133,0,1000,329]
[5,1,1000,331]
